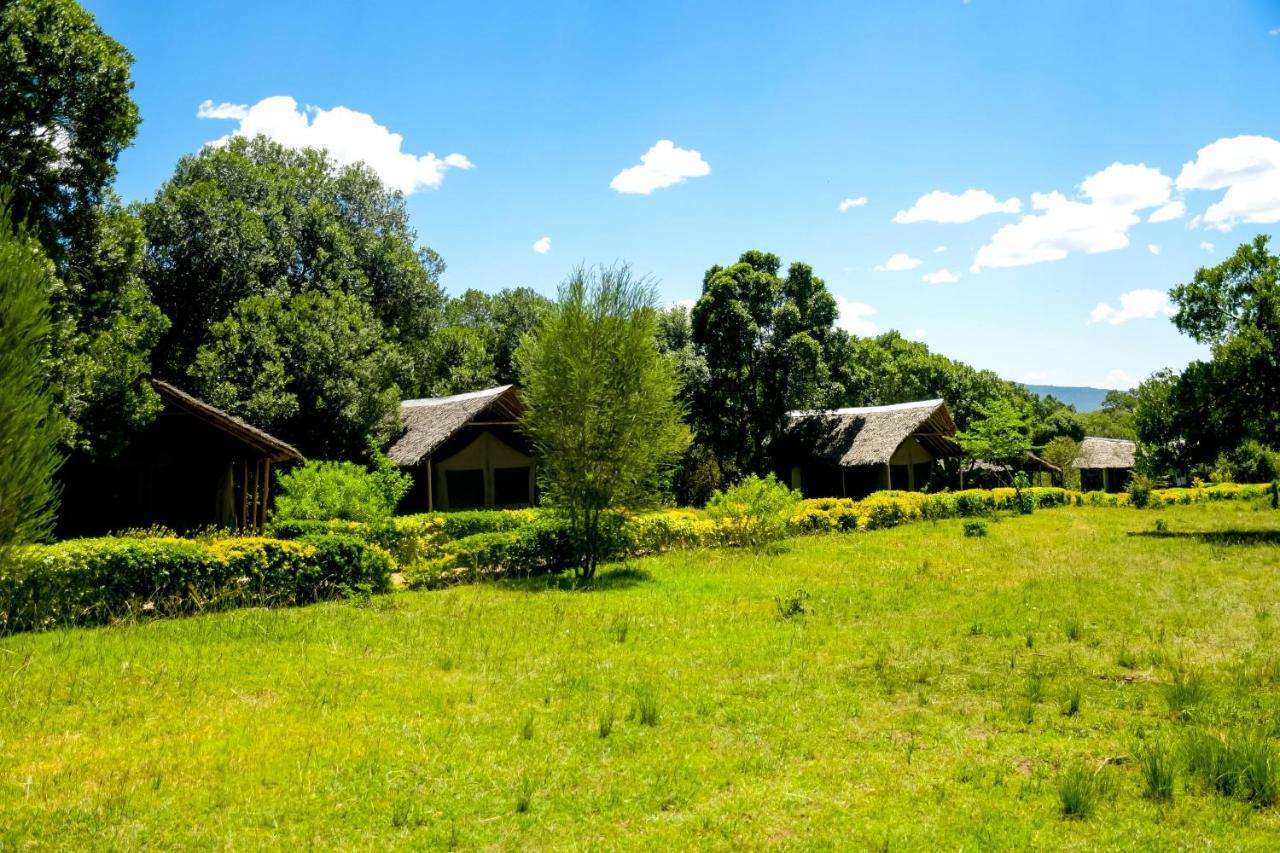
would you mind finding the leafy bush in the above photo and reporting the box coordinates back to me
[1128,474,1155,509]
[1211,440,1280,485]
[273,451,411,522]
[0,533,391,634]
[1012,472,1035,515]
[705,474,801,549]
[963,520,988,538]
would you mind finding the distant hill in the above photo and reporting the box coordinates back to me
[1025,384,1110,412]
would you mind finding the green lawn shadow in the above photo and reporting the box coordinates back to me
[495,565,654,593]
[1128,530,1280,545]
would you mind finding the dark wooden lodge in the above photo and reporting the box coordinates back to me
[57,381,302,537]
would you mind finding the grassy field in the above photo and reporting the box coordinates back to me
[2,502,1279,849]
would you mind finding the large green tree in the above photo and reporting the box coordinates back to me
[1167,234,1280,450]
[143,136,447,381]
[956,399,1033,476]
[425,287,553,394]
[0,198,63,557]
[188,290,409,459]
[846,332,1035,431]
[143,135,455,456]
[0,0,139,259]
[0,0,164,456]
[690,252,849,478]
[516,264,690,578]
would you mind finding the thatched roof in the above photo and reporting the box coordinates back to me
[386,385,524,466]
[785,399,961,467]
[1072,436,1136,470]
[152,380,303,463]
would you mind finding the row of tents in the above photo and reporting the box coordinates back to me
[56,383,1136,536]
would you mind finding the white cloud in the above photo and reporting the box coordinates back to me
[669,298,696,312]
[838,196,867,212]
[873,253,922,272]
[893,189,1021,224]
[922,268,959,284]
[1103,369,1134,390]
[834,296,880,337]
[198,95,472,194]
[1080,162,1171,210]
[934,245,947,253]
[609,139,710,194]
[1271,27,1280,36]
[912,328,927,340]
[1148,200,1185,222]
[971,161,1174,272]
[1200,241,1215,252]
[1147,243,1161,255]
[1176,135,1280,230]
[1089,288,1176,325]
[197,99,249,120]
[532,236,551,255]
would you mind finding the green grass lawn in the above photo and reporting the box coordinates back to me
[2,503,1279,848]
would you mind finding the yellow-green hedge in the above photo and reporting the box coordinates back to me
[1,533,393,634]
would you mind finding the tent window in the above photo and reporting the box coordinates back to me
[493,466,531,506]
[445,469,485,509]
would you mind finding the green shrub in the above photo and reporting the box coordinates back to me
[963,520,988,538]
[1128,474,1155,509]
[1012,472,1035,515]
[705,474,800,549]
[273,451,410,522]
[295,533,394,598]
[403,517,576,588]
[1211,440,1280,485]
[0,533,391,634]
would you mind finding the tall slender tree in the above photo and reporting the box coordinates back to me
[516,264,690,578]
[0,197,63,559]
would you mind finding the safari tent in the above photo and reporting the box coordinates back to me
[56,380,303,536]
[1072,436,1136,492]
[386,385,535,511]
[777,399,963,499]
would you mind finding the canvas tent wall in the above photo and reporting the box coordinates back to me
[1072,436,1136,492]
[386,385,534,511]
[778,399,962,499]
[57,380,303,536]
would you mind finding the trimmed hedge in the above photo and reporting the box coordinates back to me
[265,482,1279,590]
[0,534,393,634]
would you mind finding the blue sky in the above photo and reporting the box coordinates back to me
[88,0,1280,390]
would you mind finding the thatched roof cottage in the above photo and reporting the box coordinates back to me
[1072,436,1136,492]
[386,385,534,511]
[777,399,962,498]
[57,380,303,536]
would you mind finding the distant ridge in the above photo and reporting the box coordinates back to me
[1025,384,1110,412]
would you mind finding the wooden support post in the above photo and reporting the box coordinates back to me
[841,467,847,498]
[241,460,249,531]
[1103,468,1110,493]
[426,458,434,511]
[260,460,271,532]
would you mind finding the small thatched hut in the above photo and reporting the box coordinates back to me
[1072,436,1136,492]
[386,385,533,511]
[777,399,962,499]
[57,380,303,536]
